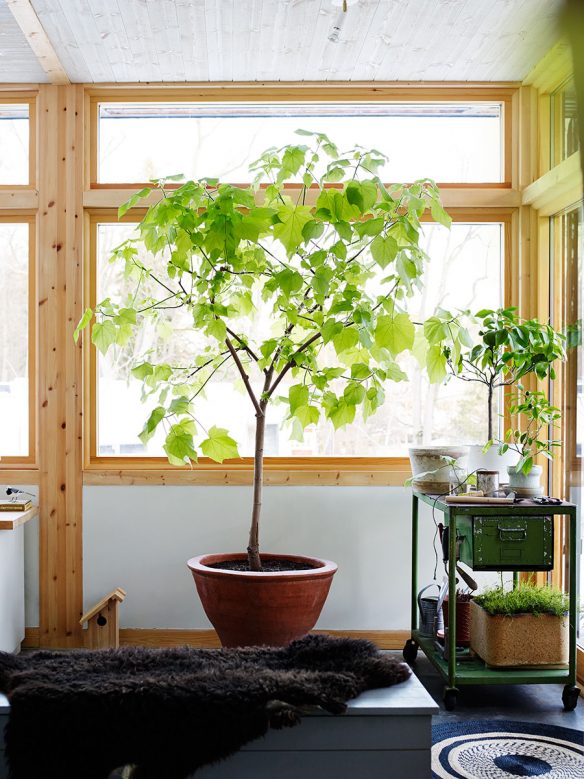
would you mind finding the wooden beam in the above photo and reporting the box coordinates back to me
[37,84,84,648]
[117,628,410,651]
[6,0,70,85]
[522,152,583,215]
[0,191,38,209]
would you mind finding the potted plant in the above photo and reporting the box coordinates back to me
[76,132,451,647]
[470,583,569,668]
[486,387,562,495]
[423,307,566,477]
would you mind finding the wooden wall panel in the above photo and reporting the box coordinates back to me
[37,84,84,647]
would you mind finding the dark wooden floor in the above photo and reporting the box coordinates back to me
[400,652,584,728]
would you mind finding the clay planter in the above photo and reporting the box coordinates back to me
[470,600,568,668]
[187,553,337,648]
[408,446,469,494]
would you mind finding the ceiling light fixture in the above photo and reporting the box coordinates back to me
[328,0,358,44]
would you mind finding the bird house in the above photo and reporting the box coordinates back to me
[80,588,126,649]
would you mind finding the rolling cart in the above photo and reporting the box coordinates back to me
[403,490,581,711]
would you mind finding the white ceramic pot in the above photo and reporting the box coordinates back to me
[506,463,544,497]
[408,446,469,494]
[467,444,520,482]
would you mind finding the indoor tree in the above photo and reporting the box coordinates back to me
[76,132,451,571]
[421,307,566,440]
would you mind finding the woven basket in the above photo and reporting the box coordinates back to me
[442,595,473,647]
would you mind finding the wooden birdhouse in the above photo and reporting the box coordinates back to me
[80,588,126,649]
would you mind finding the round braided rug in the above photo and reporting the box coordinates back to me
[432,720,584,778]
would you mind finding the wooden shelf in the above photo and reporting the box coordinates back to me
[0,506,39,531]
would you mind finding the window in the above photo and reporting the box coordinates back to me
[551,79,579,167]
[0,103,30,185]
[97,102,504,185]
[88,91,514,471]
[0,219,33,459]
[92,215,503,459]
[551,201,584,646]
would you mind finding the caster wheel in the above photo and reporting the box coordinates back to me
[403,639,418,664]
[443,687,459,711]
[562,685,581,711]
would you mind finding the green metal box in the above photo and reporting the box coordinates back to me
[452,515,554,571]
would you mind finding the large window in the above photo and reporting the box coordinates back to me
[87,93,513,469]
[91,215,503,460]
[0,219,33,459]
[97,102,504,185]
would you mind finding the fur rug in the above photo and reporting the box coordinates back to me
[0,634,409,779]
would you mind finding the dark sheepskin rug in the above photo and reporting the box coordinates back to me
[0,634,409,779]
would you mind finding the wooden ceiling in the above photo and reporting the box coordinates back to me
[0,0,564,84]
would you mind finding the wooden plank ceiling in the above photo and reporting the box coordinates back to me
[0,0,565,84]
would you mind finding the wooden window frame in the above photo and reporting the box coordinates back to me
[81,84,521,485]
[0,94,36,191]
[0,212,36,468]
[84,205,513,485]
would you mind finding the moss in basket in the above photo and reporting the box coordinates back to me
[474,584,569,618]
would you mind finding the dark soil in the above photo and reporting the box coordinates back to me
[208,559,317,572]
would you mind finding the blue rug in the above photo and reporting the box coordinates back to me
[432,720,584,778]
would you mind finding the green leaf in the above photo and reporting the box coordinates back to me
[132,362,154,381]
[374,313,415,356]
[294,405,320,427]
[351,363,371,380]
[426,344,448,383]
[139,406,166,444]
[118,187,152,219]
[91,320,117,355]
[74,307,93,342]
[370,235,398,268]
[206,318,227,342]
[321,319,343,344]
[289,384,309,414]
[430,199,452,228]
[354,217,384,238]
[344,382,366,405]
[327,399,356,429]
[200,426,240,463]
[275,268,304,297]
[424,316,448,344]
[333,326,359,355]
[164,421,198,466]
[273,204,314,254]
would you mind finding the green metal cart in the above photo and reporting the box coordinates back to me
[403,490,581,711]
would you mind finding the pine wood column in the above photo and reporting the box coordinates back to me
[37,84,84,647]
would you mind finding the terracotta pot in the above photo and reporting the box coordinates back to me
[187,553,338,647]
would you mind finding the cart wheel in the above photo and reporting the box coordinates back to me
[403,639,418,664]
[443,687,458,711]
[562,685,581,711]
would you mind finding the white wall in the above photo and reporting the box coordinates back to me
[83,486,420,630]
[81,486,500,631]
[16,484,505,633]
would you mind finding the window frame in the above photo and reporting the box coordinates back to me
[85,207,512,482]
[0,212,36,465]
[82,85,519,484]
[0,95,36,190]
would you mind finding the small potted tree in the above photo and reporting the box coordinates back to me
[77,132,451,647]
[470,583,569,668]
[486,387,562,495]
[422,307,566,477]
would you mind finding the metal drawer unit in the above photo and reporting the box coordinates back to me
[405,493,580,712]
[454,515,554,571]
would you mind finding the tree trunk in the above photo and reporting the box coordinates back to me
[487,382,494,441]
[247,403,266,571]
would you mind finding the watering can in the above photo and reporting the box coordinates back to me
[417,582,445,636]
